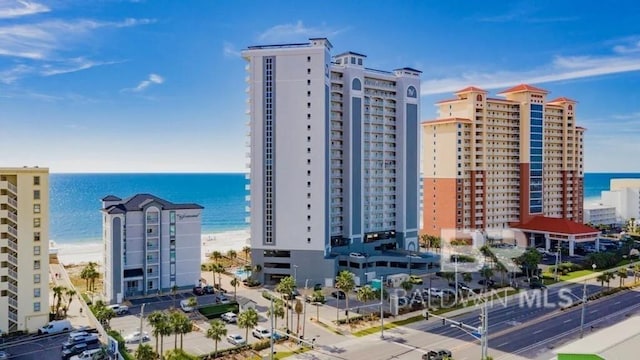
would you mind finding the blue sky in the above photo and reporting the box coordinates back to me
[1,0,639,173]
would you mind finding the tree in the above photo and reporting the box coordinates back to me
[210,251,222,265]
[51,285,66,315]
[441,272,455,283]
[80,262,99,291]
[65,288,77,316]
[186,297,198,309]
[227,250,237,265]
[335,270,355,324]
[169,311,183,350]
[237,308,258,341]
[206,319,227,358]
[176,313,193,350]
[252,264,262,282]
[479,266,494,288]
[356,286,377,321]
[92,302,115,329]
[605,271,616,289]
[462,272,473,284]
[294,299,303,334]
[267,301,285,329]
[516,248,542,280]
[205,263,217,288]
[617,269,628,287]
[275,276,295,330]
[596,273,608,290]
[230,278,239,301]
[134,344,156,360]
[171,285,179,309]
[400,280,413,293]
[148,311,169,356]
[242,245,251,264]
[214,264,225,290]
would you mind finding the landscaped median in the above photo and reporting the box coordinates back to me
[352,288,520,337]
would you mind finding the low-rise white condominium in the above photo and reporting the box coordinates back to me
[102,194,203,304]
[0,167,50,334]
[243,38,431,286]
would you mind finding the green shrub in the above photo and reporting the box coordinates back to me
[252,339,271,351]
[198,302,239,319]
[107,330,134,360]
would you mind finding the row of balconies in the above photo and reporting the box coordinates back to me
[0,181,17,194]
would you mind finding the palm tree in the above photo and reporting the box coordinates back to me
[206,319,227,358]
[214,264,225,290]
[171,285,179,309]
[176,314,193,350]
[294,299,303,334]
[252,264,262,282]
[227,250,237,266]
[237,308,258,341]
[596,273,607,290]
[335,270,355,324]
[148,311,168,356]
[242,245,251,263]
[276,276,295,330]
[65,288,77,316]
[230,278,239,300]
[462,272,473,284]
[94,304,115,329]
[267,301,285,329]
[134,344,156,360]
[186,296,198,309]
[605,271,616,289]
[52,285,66,315]
[210,251,222,265]
[356,286,377,321]
[204,263,216,288]
[169,311,182,350]
[617,269,628,287]
[634,264,640,283]
[400,280,413,293]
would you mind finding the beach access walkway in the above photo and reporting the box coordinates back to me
[49,261,92,330]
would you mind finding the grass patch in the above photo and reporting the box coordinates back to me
[198,302,239,319]
[559,270,594,281]
[273,347,312,359]
[353,323,398,337]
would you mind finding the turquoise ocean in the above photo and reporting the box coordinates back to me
[50,172,640,244]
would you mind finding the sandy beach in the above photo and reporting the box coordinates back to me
[55,228,251,265]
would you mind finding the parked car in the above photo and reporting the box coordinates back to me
[305,293,326,303]
[62,342,100,360]
[349,252,366,259]
[422,349,452,360]
[180,299,195,312]
[193,286,205,296]
[396,297,408,306]
[478,279,496,287]
[69,348,105,360]
[252,326,271,339]
[107,304,129,316]
[124,331,150,344]
[216,295,230,304]
[203,285,215,294]
[38,319,71,334]
[331,290,346,299]
[423,288,443,298]
[409,275,423,284]
[449,281,473,292]
[221,312,237,323]
[63,334,99,349]
[313,283,323,291]
[226,333,246,346]
[406,253,422,259]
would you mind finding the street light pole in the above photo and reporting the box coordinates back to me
[454,256,459,304]
[269,298,274,360]
[580,264,597,338]
[380,276,384,340]
[293,265,298,286]
[139,303,146,345]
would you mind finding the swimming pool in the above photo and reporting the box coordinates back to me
[234,268,252,280]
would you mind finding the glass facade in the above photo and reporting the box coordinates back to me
[263,56,275,244]
[529,104,544,214]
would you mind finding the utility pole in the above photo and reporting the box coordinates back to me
[269,298,275,360]
[581,264,597,338]
[380,276,385,339]
[480,299,488,359]
[302,298,308,337]
[139,303,146,345]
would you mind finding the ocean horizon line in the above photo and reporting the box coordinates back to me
[50,171,249,175]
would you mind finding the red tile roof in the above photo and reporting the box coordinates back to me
[436,98,460,104]
[455,86,487,94]
[512,216,599,235]
[548,97,577,103]
[499,84,549,94]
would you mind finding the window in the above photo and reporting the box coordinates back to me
[34,232,40,242]
[357,58,363,65]
[34,288,41,297]
[33,190,40,200]
[34,260,40,270]
[33,176,40,185]
[350,57,355,64]
[170,211,176,223]
[307,56,311,62]
[170,224,176,237]
[307,68,311,74]
[34,274,41,283]
[34,302,41,312]
[34,204,40,214]
[148,281,154,290]
[33,246,40,256]
[307,91,311,97]
[34,218,41,228]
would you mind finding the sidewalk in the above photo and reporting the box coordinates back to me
[49,262,92,329]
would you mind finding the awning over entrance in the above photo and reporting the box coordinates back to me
[511,216,601,256]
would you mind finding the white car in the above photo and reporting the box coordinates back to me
[252,326,272,339]
[0,351,9,360]
[424,288,443,298]
[349,252,365,259]
[221,312,237,323]
[180,299,194,312]
[124,331,150,344]
[217,295,230,304]
[107,304,129,315]
[226,333,246,345]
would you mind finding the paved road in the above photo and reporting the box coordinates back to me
[0,332,71,360]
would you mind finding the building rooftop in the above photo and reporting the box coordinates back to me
[334,51,367,58]
[455,86,487,94]
[548,96,577,103]
[103,193,203,214]
[422,117,472,125]
[512,216,599,235]
[499,83,549,94]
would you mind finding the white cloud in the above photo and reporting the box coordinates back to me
[0,0,50,19]
[223,42,240,58]
[421,51,640,96]
[258,20,346,43]
[612,38,640,54]
[123,73,164,92]
[40,57,124,76]
[0,64,33,84]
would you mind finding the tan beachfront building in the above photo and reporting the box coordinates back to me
[0,167,50,334]
[421,85,597,255]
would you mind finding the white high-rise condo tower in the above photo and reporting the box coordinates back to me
[243,38,431,286]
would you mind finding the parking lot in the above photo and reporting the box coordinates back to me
[0,331,99,360]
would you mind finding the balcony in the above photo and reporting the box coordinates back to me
[8,311,17,321]
[7,238,17,252]
[8,268,17,279]
[8,282,18,294]
[0,181,17,194]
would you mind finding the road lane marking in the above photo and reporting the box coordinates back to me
[590,309,599,314]
[497,341,510,347]
[533,329,543,334]
[563,319,572,323]
[614,301,621,305]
